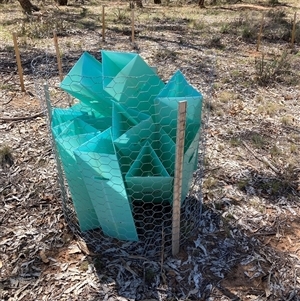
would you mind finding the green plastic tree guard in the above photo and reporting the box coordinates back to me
[102,50,165,115]
[149,126,176,177]
[51,107,87,128]
[125,141,173,203]
[74,128,138,241]
[53,124,100,231]
[113,103,156,162]
[60,52,113,117]
[52,50,203,240]
[154,70,203,203]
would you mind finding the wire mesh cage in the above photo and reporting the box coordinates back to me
[31,48,213,259]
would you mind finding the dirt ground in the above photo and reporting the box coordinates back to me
[1,0,300,300]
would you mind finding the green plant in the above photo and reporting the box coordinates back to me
[80,7,88,18]
[266,8,286,22]
[113,8,130,23]
[237,179,250,191]
[251,134,266,149]
[230,137,242,147]
[220,22,231,34]
[155,49,177,61]
[255,51,296,86]
[241,24,256,40]
[270,145,281,157]
[188,20,205,30]
[209,36,224,49]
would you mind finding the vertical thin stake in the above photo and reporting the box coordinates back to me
[172,101,187,256]
[291,12,297,48]
[53,31,63,82]
[44,83,69,214]
[256,13,264,52]
[131,9,135,43]
[102,5,105,42]
[12,33,25,92]
[43,83,52,123]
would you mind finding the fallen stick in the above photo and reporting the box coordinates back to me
[242,141,280,174]
[0,112,44,122]
[3,72,15,85]
[3,97,14,106]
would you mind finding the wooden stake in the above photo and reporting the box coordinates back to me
[12,33,25,92]
[291,12,297,48]
[131,9,135,43]
[256,13,264,52]
[53,31,63,82]
[172,101,187,257]
[102,5,105,42]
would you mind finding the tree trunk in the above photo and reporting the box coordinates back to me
[129,0,143,8]
[135,0,143,8]
[198,0,205,8]
[56,0,68,5]
[17,0,39,14]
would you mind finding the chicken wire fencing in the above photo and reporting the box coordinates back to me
[31,49,214,259]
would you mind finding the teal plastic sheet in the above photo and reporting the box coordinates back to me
[125,142,173,203]
[74,128,138,241]
[102,50,165,115]
[51,50,203,240]
[52,120,100,231]
[60,52,113,117]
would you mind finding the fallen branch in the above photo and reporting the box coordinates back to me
[0,98,63,122]
[3,72,15,85]
[251,232,277,237]
[242,141,280,174]
[0,111,44,122]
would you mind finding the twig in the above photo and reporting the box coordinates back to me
[0,111,44,122]
[2,96,15,106]
[242,141,280,174]
[3,72,15,85]
[251,232,277,237]
[0,97,62,122]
